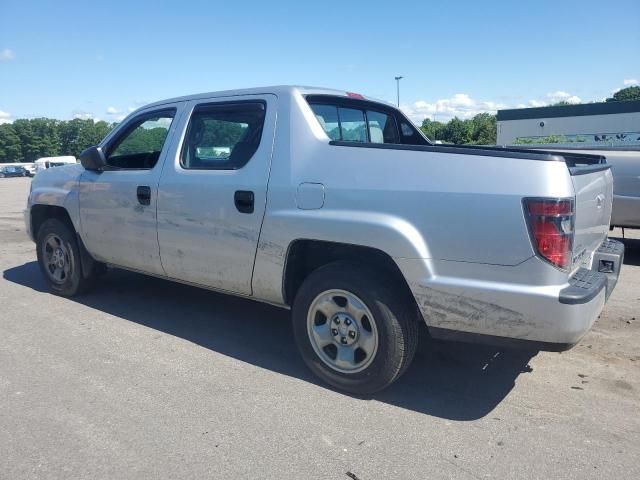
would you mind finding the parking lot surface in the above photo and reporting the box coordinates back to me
[1,177,639,479]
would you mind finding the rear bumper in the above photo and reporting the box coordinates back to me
[398,238,624,350]
[559,239,624,305]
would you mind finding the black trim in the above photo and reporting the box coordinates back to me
[497,100,640,121]
[592,238,625,300]
[76,233,98,279]
[328,140,608,167]
[559,268,607,305]
[568,164,611,176]
[428,327,574,352]
[523,145,640,152]
[306,94,400,115]
[329,140,566,161]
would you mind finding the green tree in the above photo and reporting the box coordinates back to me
[11,118,62,162]
[606,86,640,102]
[59,119,114,158]
[420,118,445,141]
[469,113,496,145]
[0,124,23,162]
[441,117,472,145]
[0,117,115,162]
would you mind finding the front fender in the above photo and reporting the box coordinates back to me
[28,164,83,235]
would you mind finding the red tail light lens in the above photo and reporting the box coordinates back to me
[524,198,574,269]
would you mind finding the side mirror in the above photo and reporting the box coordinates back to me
[79,146,107,171]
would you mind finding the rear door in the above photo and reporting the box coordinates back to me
[156,95,277,295]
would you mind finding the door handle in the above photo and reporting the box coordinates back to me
[234,190,254,214]
[137,186,151,206]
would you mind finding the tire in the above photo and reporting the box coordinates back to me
[292,262,419,394]
[36,218,97,296]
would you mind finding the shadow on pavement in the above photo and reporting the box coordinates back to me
[4,261,536,421]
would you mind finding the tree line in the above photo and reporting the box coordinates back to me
[420,112,497,145]
[0,118,114,163]
[2,86,639,161]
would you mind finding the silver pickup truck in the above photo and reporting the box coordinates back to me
[25,86,624,393]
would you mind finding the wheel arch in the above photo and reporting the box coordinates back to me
[282,239,416,309]
[30,204,76,239]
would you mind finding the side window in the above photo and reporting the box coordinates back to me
[337,108,367,142]
[181,102,266,170]
[107,111,175,169]
[311,104,340,140]
[309,102,403,144]
[398,120,429,146]
[366,110,399,144]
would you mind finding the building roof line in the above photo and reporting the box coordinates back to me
[497,100,640,121]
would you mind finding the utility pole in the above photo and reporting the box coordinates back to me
[394,76,403,107]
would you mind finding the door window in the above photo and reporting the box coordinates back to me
[106,110,175,169]
[181,102,266,170]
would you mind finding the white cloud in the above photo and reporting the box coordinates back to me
[105,106,130,122]
[0,48,15,61]
[623,79,638,86]
[0,110,12,124]
[72,110,98,121]
[546,91,581,104]
[404,89,584,125]
[402,93,507,123]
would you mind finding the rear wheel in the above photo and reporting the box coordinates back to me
[292,262,419,394]
[36,218,97,296]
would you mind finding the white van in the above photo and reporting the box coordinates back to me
[34,156,77,173]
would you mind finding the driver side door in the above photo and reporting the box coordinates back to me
[79,105,183,275]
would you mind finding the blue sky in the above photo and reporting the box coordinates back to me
[1,0,638,124]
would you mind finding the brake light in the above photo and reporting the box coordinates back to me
[523,198,575,269]
[346,92,365,99]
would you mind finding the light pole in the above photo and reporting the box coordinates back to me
[394,76,403,107]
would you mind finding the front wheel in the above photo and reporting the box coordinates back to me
[36,218,97,296]
[292,262,419,394]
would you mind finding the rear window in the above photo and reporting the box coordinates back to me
[309,98,425,145]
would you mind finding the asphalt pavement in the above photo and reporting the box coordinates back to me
[1,177,639,479]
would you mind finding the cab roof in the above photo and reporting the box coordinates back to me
[142,85,391,111]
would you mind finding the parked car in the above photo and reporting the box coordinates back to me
[0,165,27,178]
[23,164,36,177]
[25,86,623,393]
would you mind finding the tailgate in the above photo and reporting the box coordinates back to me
[570,165,614,270]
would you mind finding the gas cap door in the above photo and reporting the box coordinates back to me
[296,182,325,210]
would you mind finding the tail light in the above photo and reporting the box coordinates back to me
[523,198,575,270]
